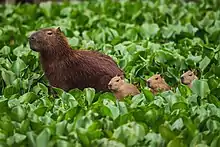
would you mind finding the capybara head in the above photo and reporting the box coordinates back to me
[108,75,124,91]
[28,27,68,52]
[146,74,166,89]
[181,70,198,85]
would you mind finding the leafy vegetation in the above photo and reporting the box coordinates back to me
[1,0,220,146]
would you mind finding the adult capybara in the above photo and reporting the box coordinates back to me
[108,75,140,100]
[181,70,198,88]
[146,74,171,95]
[28,27,124,92]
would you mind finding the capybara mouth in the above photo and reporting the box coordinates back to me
[108,86,117,92]
[181,77,190,85]
[29,41,38,51]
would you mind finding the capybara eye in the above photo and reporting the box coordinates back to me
[155,77,159,80]
[189,73,192,76]
[116,79,119,82]
[47,31,53,35]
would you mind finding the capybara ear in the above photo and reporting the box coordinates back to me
[159,74,163,78]
[119,75,124,79]
[192,69,197,75]
[116,74,123,79]
[56,27,61,33]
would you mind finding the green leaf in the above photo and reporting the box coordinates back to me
[103,99,119,120]
[92,138,126,147]
[36,128,51,147]
[1,69,16,86]
[199,56,211,72]
[14,133,26,144]
[3,85,18,98]
[191,80,210,99]
[19,92,38,103]
[116,101,128,115]
[130,93,146,108]
[211,136,220,147]
[0,99,9,113]
[11,105,26,122]
[84,88,95,106]
[56,120,67,136]
[144,132,165,146]
[177,84,192,97]
[171,118,184,131]
[167,138,186,147]
[140,23,159,39]
[159,124,176,142]
[76,128,90,147]
[142,88,154,102]
[0,46,10,55]
[112,122,145,146]
[0,119,14,134]
[27,132,36,147]
[11,58,27,76]
[20,120,30,133]
[182,116,198,137]
[13,45,30,57]
[60,7,72,17]
[39,1,52,17]
[68,37,79,47]
[34,107,47,116]
[56,139,71,147]
[36,83,49,96]
[62,92,78,108]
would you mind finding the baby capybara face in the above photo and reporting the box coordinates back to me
[181,70,198,85]
[108,76,124,91]
[146,74,164,89]
[29,27,65,52]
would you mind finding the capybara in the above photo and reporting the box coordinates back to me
[108,75,140,99]
[181,70,198,88]
[28,27,124,92]
[146,74,171,95]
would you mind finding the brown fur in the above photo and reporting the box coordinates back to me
[108,75,140,100]
[28,27,124,92]
[146,74,171,95]
[181,70,198,88]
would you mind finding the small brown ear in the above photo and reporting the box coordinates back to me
[159,74,163,78]
[119,75,123,79]
[192,69,197,75]
[56,27,61,33]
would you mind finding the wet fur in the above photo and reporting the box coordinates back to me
[29,28,124,92]
[181,70,198,88]
[146,74,171,95]
[108,76,140,99]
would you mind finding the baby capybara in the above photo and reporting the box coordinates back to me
[146,74,171,95]
[108,75,140,100]
[181,70,198,88]
[28,27,124,92]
